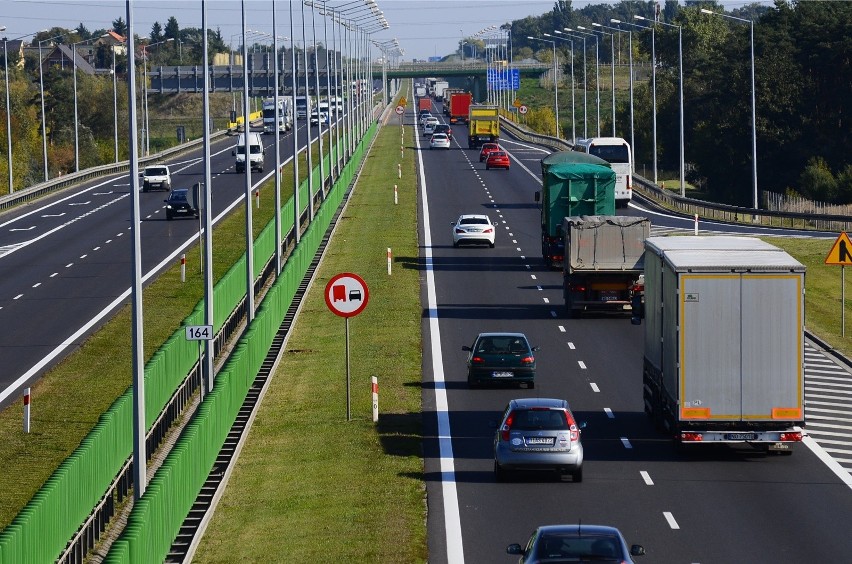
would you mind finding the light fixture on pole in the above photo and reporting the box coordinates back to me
[701,8,757,210]
[528,35,559,139]
[38,33,66,182]
[553,30,579,143]
[610,20,635,170]
[637,15,684,196]
[591,24,616,137]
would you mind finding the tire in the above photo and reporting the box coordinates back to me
[485,164,490,170]
[494,461,509,482]
[453,241,459,248]
[571,466,583,483]
[163,181,170,191]
[489,241,495,248]
[166,213,173,221]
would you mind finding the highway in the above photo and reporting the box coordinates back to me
[416,100,852,562]
[0,120,328,410]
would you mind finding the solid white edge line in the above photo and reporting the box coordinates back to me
[803,436,852,490]
[0,135,321,406]
[416,104,465,562]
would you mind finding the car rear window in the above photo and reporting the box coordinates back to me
[475,335,527,353]
[490,152,506,158]
[535,534,621,559]
[512,409,569,431]
[461,217,488,225]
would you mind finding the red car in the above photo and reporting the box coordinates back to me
[485,150,510,170]
[479,142,500,162]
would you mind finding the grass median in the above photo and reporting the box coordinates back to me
[192,111,427,562]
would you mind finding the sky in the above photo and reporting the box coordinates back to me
[2,0,768,61]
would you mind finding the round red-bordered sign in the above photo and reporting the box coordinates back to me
[325,272,370,318]
[518,105,529,115]
[395,105,404,115]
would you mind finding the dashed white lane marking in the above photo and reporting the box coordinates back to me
[65,263,73,268]
[79,254,88,259]
[604,408,614,418]
[640,471,654,485]
[536,286,542,291]
[621,437,633,449]
[568,342,575,349]
[543,297,550,304]
[578,361,586,369]
[531,275,537,280]
[50,273,58,278]
[516,247,521,251]
[550,310,557,318]
[590,382,600,392]
[558,326,566,332]
[664,512,680,529]
[32,283,41,288]
[13,294,23,300]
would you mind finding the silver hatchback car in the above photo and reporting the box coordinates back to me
[494,398,585,482]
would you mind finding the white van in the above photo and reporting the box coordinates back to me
[233,132,265,173]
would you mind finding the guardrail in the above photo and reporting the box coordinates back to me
[0,126,237,214]
[499,115,852,233]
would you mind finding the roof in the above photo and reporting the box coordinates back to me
[645,236,805,272]
[535,524,625,537]
[509,398,569,410]
[542,150,611,168]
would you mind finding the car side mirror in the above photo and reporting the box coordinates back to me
[630,545,646,556]
[531,346,540,352]
[506,544,523,555]
[231,149,236,156]
[461,345,472,352]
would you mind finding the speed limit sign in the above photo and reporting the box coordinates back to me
[518,105,529,115]
[395,105,404,115]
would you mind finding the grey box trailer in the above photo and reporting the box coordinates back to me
[640,236,805,452]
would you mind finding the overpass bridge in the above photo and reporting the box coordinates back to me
[149,60,549,102]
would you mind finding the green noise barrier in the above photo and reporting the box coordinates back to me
[0,124,376,564]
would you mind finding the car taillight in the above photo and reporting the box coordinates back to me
[501,413,514,441]
[455,228,466,234]
[483,227,493,233]
[471,356,485,364]
[681,432,703,442]
[520,355,534,364]
[570,283,586,292]
[780,432,803,442]
[564,410,579,441]
[632,283,644,293]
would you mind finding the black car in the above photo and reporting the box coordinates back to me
[433,123,452,139]
[164,189,198,220]
[462,332,538,388]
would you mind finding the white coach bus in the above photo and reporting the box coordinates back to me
[573,137,633,207]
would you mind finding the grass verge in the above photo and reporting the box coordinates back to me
[0,128,333,528]
[192,109,427,562]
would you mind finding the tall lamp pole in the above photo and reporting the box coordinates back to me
[141,37,174,156]
[611,20,638,176]
[574,27,600,137]
[638,15,684,196]
[563,28,586,138]
[619,18,656,183]
[591,25,616,136]
[528,35,558,138]
[701,8,757,210]
[552,31,577,143]
[38,33,65,182]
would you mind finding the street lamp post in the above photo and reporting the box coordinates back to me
[563,28,587,138]
[71,36,102,172]
[38,33,65,182]
[611,20,638,176]
[638,15,684,196]
[554,30,580,143]
[141,37,174,156]
[575,27,601,137]
[614,18,656,183]
[701,8,757,210]
[591,24,616,136]
[528,35,559,138]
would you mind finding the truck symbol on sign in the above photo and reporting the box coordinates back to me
[332,285,346,302]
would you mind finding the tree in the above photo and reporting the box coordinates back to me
[75,23,91,40]
[164,17,180,41]
[150,22,164,44]
[112,17,127,37]
[799,157,837,202]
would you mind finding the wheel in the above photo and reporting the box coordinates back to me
[166,213,173,221]
[163,182,171,191]
[453,241,460,248]
[485,164,490,170]
[525,380,535,389]
[494,461,509,482]
[571,466,583,483]
[489,241,495,248]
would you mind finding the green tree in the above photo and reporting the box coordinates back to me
[150,22,164,44]
[799,157,837,202]
[112,17,127,36]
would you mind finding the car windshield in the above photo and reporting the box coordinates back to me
[534,533,622,560]
[146,167,167,176]
[589,144,630,164]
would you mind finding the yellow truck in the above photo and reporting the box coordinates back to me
[467,105,500,149]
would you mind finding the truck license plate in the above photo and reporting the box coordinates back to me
[600,291,619,302]
[725,433,757,440]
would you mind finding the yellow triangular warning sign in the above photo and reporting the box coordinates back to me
[825,232,852,265]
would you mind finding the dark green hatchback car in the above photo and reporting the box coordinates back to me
[463,332,538,388]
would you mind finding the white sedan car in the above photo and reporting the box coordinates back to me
[423,116,440,135]
[430,133,451,149]
[452,214,496,248]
